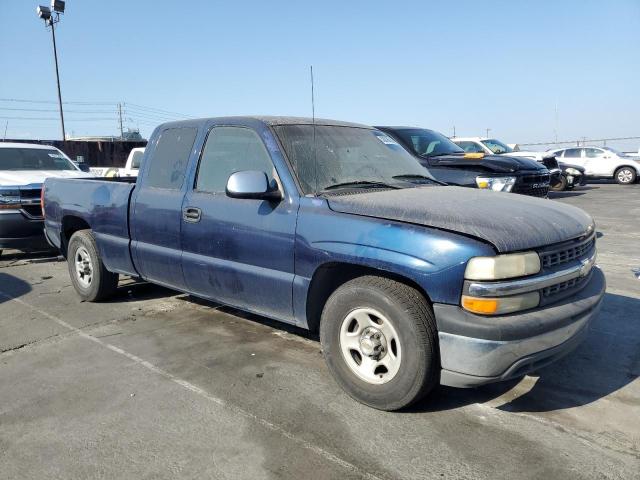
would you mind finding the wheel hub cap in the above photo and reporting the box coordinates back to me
[339,307,402,385]
[359,327,387,359]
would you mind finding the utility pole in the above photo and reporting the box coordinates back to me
[3,121,7,140]
[37,2,67,141]
[452,125,456,138]
[118,103,124,139]
[485,128,491,138]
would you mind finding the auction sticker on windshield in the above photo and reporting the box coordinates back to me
[373,132,400,146]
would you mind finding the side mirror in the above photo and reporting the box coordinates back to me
[77,163,91,173]
[226,170,281,201]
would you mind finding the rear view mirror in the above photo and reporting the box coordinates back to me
[226,170,281,201]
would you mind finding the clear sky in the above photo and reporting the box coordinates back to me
[1,0,639,149]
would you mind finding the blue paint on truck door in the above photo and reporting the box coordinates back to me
[180,125,297,322]
[130,126,198,290]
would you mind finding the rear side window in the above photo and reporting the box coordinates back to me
[195,126,275,193]
[130,150,144,169]
[563,148,582,159]
[145,128,197,189]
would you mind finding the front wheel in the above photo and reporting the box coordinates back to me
[550,175,568,191]
[615,167,637,185]
[67,230,118,302]
[320,276,439,411]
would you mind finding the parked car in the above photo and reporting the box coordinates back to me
[547,146,640,185]
[43,116,605,411]
[90,147,145,178]
[451,136,573,190]
[550,162,587,191]
[0,142,91,255]
[377,127,551,197]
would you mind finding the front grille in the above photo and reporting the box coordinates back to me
[542,275,588,297]
[21,204,43,218]
[513,173,550,197]
[20,188,42,200]
[541,236,595,269]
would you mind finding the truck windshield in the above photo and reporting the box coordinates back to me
[392,128,464,158]
[274,125,434,194]
[481,139,513,154]
[0,147,76,171]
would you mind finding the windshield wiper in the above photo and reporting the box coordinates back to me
[323,180,399,191]
[426,152,465,157]
[392,174,445,186]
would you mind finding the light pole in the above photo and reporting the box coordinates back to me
[36,1,66,141]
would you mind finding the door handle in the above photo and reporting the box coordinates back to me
[183,207,202,223]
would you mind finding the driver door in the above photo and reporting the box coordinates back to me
[180,125,297,321]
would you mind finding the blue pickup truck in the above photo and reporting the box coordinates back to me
[43,116,605,410]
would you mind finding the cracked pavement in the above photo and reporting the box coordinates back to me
[0,183,638,479]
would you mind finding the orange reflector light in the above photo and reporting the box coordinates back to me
[461,295,499,314]
[464,152,485,159]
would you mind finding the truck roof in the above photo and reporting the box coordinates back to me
[0,142,60,149]
[159,116,372,129]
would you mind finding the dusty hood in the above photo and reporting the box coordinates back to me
[327,186,594,253]
[0,170,91,187]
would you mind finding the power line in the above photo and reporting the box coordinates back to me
[0,98,117,106]
[124,102,194,118]
[520,135,640,147]
[0,116,116,121]
[0,107,117,114]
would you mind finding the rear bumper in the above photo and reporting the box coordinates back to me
[0,211,49,250]
[434,266,606,387]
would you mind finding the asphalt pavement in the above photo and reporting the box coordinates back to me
[0,182,638,479]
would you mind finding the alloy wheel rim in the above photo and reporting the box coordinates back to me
[618,169,633,183]
[75,246,93,288]
[339,307,402,384]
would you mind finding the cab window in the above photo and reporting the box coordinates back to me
[195,126,275,193]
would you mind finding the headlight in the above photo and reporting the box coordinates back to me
[465,252,541,280]
[475,176,516,192]
[565,168,580,175]
[462,292,540,315]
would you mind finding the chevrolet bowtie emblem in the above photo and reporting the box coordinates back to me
[579,256,595,277]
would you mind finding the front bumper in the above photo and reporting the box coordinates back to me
[434,266,606,387]
[0,210,49,251]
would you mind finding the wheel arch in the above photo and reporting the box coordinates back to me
[305,261,433,333]
[60,215,91,257]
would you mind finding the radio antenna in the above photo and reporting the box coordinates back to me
[310,65,319,194]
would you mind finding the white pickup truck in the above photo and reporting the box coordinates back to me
[90,147,144,178]
[0,142,90,254]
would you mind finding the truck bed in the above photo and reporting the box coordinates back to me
[43,177,138,276]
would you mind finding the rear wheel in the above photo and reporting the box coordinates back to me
[615,167,636,185]
[550,174,568,191]
[320,276,439,411]
[67,230,118,301]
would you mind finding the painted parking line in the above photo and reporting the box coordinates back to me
[0,290,384,480]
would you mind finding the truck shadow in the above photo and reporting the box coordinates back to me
[412,292,640,413]
[0,272,32,304]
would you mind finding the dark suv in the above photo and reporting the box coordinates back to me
[376,127,551,197]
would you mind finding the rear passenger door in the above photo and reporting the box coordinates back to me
[130,126,198,290]
[180,125,297,321]
[561,148,586,172]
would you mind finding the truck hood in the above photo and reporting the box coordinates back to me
[327,186,593,253]
[428,154,546,173]
[0,170,91,187]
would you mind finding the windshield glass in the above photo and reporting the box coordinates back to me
[274,125,433,194]
[391,129,463,158]
[603,147,624,156]
[0,147,76,171]
[481,139,513,154]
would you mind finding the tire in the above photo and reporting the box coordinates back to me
[615,167,636,185]
[550,175,568,192]
[320,276,439,411]
[67,230,118,301]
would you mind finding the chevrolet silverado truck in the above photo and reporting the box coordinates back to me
[0,142,90,255]
[43,116,605,410]
[377,127,552,197]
